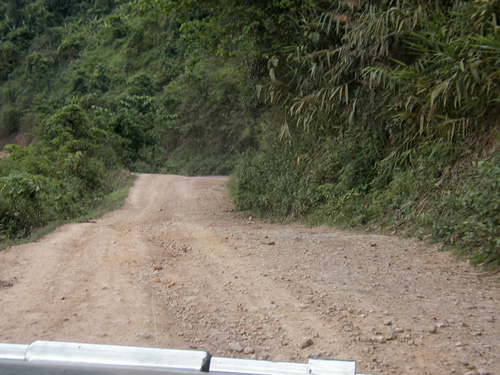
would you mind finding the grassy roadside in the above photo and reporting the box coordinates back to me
[0,174,136,251]
[230,140,500,270]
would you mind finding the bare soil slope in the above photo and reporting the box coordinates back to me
[0,174,498,374]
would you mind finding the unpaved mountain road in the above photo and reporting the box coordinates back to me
[0,174,499,374]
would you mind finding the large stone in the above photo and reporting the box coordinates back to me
[299,337,313,349]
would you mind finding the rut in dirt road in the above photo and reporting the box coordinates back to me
[0,174,499,375]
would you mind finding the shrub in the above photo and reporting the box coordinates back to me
[231,149,299,218]
[0,105,22,136]
[0,172,79,239]
[40,104,92,142]
[0,41,20,80]
[433,152,500,265]
[127,72,155,96]
[24,52,54,80]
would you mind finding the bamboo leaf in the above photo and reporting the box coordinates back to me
[256,84,263,99]
[269,68,276,81]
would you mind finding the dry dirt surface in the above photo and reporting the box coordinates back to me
[1,174,499,374]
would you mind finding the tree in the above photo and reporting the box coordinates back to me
[133,0,330,62]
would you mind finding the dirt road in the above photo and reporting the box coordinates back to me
[0,174,498,374]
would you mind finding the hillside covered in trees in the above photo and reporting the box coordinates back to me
[0,0,499,266]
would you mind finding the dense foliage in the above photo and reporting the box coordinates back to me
[230,0,500,265]
[0,104,121,239]
[0,0,259,242]
[1,0,499,265]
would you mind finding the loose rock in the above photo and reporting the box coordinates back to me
[299,337,314,349]
[0,280,14,288]
[375,336,386,344]
[228,342,244,353]
[243,346,255,354]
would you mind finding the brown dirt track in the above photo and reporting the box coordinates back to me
[0,174,499,374]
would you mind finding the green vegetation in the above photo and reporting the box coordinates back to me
[0,103,124,240]
[0,172,135,251]
[229,0,500,266]
[0,0,258,242]
[1,0,499,266]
